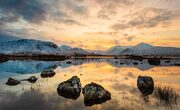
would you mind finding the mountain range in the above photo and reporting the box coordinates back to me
[0,39,180,57]
[105,43,180,56]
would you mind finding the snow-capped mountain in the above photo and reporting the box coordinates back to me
[106,45,131,55]
[88,50,105,55]
[107,43,180,56]
[120,43,154,56]
[121,43,180,56]
[60,45,72,52]
[59,45,91,56]
[0,39,179,57]
[0,39,63,55]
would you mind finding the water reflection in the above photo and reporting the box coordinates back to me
[0,59,180,75]
[0,59,179,110]
[0,60,59,74]
[148,59,161,66]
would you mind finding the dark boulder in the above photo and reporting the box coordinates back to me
[57,76,81,100]
[41,70,56,78]
[6,77,21,86]
[83,82,111,106]
[21,76,38,83]
[137,76,154,96]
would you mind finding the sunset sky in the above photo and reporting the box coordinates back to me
[0,0,180,50]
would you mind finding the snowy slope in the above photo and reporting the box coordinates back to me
[60,45,72,52]
[107,43,180,56]
[121,44,180,56]
[59,45,91,56]
[0,39,63,55]
[106,45,131,55]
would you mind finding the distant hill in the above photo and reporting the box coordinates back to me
[59,45,92,56]
[105,43,180,56]
[0,39,179,57]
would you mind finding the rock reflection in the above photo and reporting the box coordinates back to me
[137,76,154,96]
[57,76,81,100]
[41,70,56,78]
[83,82,111,106]
[147,59,160,66]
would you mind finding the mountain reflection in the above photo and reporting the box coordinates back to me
[0,59,180,75]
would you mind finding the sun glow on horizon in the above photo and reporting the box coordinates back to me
[0,0,180,50]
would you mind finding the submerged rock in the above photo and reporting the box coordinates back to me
[57,76,81,100]
[41,70,56,78]
[21,76,38,83]
[137,76,154,96]
[6,77,21,86]
[83,82,111,106]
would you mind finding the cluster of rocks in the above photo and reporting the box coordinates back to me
[6,70,155,106]
[5,70,57,86]
[6,76,38,86]
[57,76,111,106]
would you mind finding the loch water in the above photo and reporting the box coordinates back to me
[0,59,179,110]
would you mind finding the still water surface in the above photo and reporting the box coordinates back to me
[0,59,179,110]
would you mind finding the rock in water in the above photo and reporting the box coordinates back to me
[137,76,154,96]
[41,70,56,78]
[57,76,81,100]
[21,76,38,83]
[83,82,111,106]
[27,76,38,83]
[6,77,21,86]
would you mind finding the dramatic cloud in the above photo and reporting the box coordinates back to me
[0,0,179,49]
[0,31,20,41]
[0,0,47,24]
[111,8,180,30]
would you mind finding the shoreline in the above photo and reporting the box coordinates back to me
[0,55,180,62]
